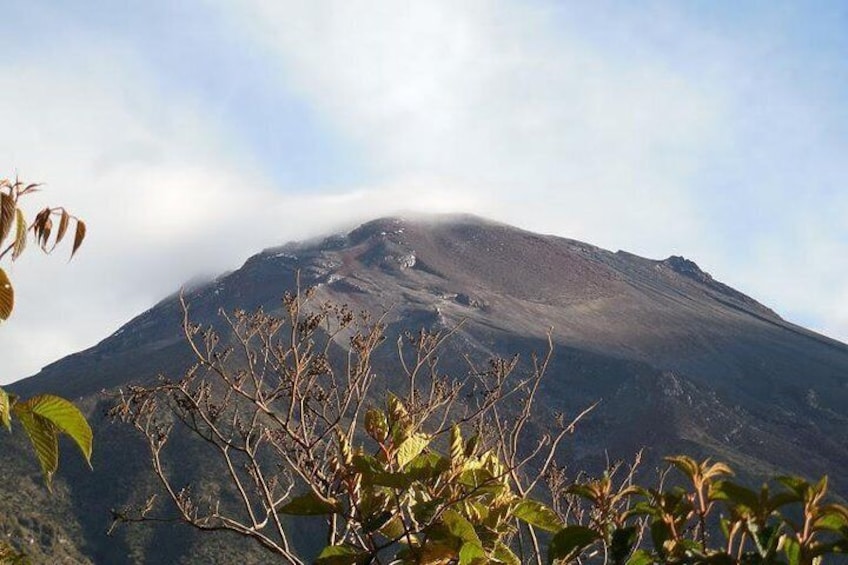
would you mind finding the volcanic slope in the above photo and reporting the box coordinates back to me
[5,214,848,563]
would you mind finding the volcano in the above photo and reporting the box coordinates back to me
[4,214,847,563]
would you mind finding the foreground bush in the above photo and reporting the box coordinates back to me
[110,288,847,564]
[550,455,847,564]
[0,176,91,563]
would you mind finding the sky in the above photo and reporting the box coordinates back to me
[1,0,847,384]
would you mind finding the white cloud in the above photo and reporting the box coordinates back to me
[0,46,273,381]
[3,1,848,383]
[0,41,482,381]
[219,0,848,342]
[218,1,725,254]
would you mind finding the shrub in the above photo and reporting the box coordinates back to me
[111,287,848,564]
[0,175,91,562]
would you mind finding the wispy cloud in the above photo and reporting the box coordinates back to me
[224,1,721,248]
[2,1,847,381]
[0,27,481,379]
[222,0,848,322]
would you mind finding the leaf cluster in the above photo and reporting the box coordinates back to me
[0,175,85,322]
[550,455,848,565]
[110,288,583,564]
[309,405,564,565]
[0,391,92,489]
[0,175,91,562]
[109,287,847,565]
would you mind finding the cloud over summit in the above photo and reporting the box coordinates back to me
[1,0,847,381]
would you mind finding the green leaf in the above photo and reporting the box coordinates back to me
[352,454,416,489]
[513,499,563,533]
[17,394,92,466]
[769,491,802,510]
[458,467,496,489]
[0,268,13,321]
[548,526,599,564]
[626,549,654,565]
[352,453,382,475]
[783,536,801,565]
[315,544,368,565]
[463,500,490,523]
[710,480,759,510]
[665,455,699,480]
[566,484,598,503]
[650,521,670,559]
[719,516,730,540]
[13,405,58,489]
[386,393,411,444]
[464,433,480,458]
[12,208,26,260]
[493,541,521,565]
[814,475,828,498]
[278,492,339,515]
[750,521,781,557]
[625,501,659,519]
[379,515,406,539]
[401,541,456,563]
[610,526,639,564]
[777,476,809,498]
[458,541,487,565]
[0,387,10,431]
[407,452,449,480]
[442,509,481,544]
[412,497,444,525]
[396,433,430,469]
[814,509,848,533]
[376,472,417,489]
[364,408,389,443]
[450,424,463,464]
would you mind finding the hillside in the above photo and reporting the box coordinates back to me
[4,214,847,563]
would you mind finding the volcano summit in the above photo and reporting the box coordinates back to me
[5,214,847,563]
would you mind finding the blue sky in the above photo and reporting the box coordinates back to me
[1,0,847,382]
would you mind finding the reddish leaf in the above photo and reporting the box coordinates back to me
[41,216,52,249]
[56,210,70,246]
[72,220,86,258]
[0,192,14,247]
[12,208,26,260]
[0,268,13,321]
[32,207,49,247]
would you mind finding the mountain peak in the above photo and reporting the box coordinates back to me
[7,213,848,563]
[346,213,502,241]
[662,255,709,279]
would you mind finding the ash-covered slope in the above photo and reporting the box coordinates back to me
[5,214,848,563]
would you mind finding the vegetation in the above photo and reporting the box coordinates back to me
[0,176,92,562]
[549,455,848,564]
[110,288,848,564]
[109,287,581,563]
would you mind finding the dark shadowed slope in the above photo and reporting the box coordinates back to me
[5,214,848,563]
